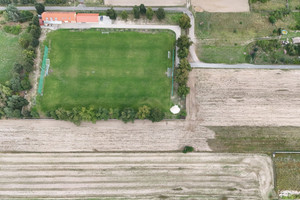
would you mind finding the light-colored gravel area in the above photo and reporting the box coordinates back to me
[104,0,186,6]
[188,69,300,126]
[0,152,274,200]
[0,119,214,152]
[191,0,250,12]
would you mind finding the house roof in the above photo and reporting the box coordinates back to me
[76,13,99,22]
[42,12,76,22]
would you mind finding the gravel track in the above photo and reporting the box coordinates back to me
[0,152,274,200]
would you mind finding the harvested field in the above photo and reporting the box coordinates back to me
[191,0,250,12]
[104,0,185,6]
[187,69,300,126]
[0,119,214,152]
[0,153,274,200]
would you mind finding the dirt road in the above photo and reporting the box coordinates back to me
[191,0,250,12]
[0,152,274,200]
[0,119,214,152]
[104,0,186,6]
[187,69,300,126]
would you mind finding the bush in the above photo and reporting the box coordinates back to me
[120,107,136,123]
[182,146,194,153]
[149,107,164,122]
[269,15,276,24]
[177,85,190,97]
[19,33,32,49]
[106,7,117,20]
[9,75,22,92]
[146,7,154,20]
[136,105,150,119]
[12,63,23,74]
[121,10,128,20]
[19,10,33,22]
[133,5,140,19]
[156,8,165,20]
[45,0,66,4]
[3,25,21,35]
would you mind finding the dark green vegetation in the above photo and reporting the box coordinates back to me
[0,9,41,119]
[182,146,194,153]
[40,30,174,114]
[3,25,21,35]
[274,154,300,192]
[207,127,300,153]
[195,10,300,64]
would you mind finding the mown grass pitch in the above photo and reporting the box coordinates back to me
[40,30,175,112]
[0,31,22,84]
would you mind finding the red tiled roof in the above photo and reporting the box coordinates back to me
[76,13,99,23]
[42,12,76,22]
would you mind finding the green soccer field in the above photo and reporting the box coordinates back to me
[39,29,175,112]
[0,31,22,84]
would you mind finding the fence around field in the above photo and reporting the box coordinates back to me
[37,46,48,95]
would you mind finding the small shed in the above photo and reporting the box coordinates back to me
[292,37,300,44]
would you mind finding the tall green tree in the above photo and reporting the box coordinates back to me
[121,10,128,20]
[35,3,44,15]
[133,5,140,19]
[179,14,191,29]
[177,35,193,49]
[139,4,146,15]
[106,7,117,20]
[156,8,165,20]
[4,4,20,22]
[146,7,154,20]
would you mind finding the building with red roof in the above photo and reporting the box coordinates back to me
[42,12,77,24]
[76,13,99,23]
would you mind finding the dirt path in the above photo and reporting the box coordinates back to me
[24,29,49,108]
[191,0,250,12]
[0,119,215,152]
[104,0,186,6]
[0,152,274,200]
[189,69,300,126]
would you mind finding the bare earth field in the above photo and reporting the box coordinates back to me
[0,153,274,200]
[104,0,186,6]
[191,0,250,12]
[0,120,214,152]
[187,69,300,126]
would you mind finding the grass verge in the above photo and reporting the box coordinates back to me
[0,31,22,84]
[207,126,300,153]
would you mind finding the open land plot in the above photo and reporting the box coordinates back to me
[0,152,274,200]
[250,0,300,11]
[0,119,215,152]
[195,12,297,64]
[191,0,249,12]
[39,30,174,112]
[187,69,300,126]
[207,127,300,153]
[104,0,185,6]
[273,153,300,193]
[0,31,22,84]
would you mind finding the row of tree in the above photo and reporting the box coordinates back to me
[0,6,41,119]
[106,5,166,21]
[175,35,193,97]
[0,0,35,5]
[47,105,165,125]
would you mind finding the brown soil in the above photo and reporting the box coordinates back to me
[191,0,250,12]
[0,152,274,200]
[189,69,300,126]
